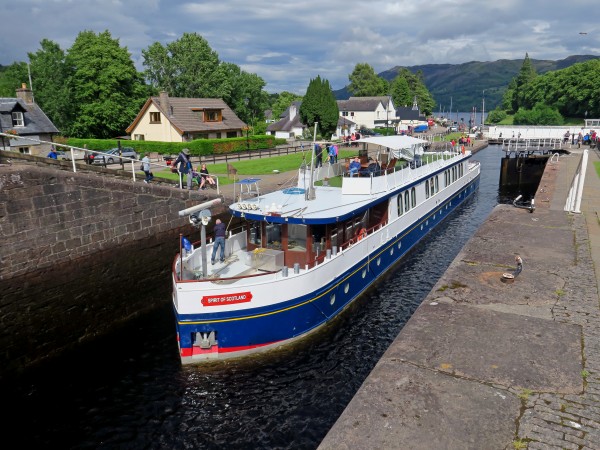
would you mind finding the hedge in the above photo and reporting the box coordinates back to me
[64,135,288,156]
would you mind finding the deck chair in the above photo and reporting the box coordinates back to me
[227,163,238,180]
[382,158,398,174]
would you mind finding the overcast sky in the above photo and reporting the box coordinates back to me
[2,0,598,95]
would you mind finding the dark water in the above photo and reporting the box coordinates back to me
[3,145,513,449]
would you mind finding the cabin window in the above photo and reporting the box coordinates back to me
[460,163,464,177]
[429,179,435,196]
[445,170,449,187]
[411,187,416,208]
[425,180,430,199]
[404,191,410,212]
[149,112,161,123]
[288,224,307,252]
[249,222,262,246]
[12,111,24,127]
[266,223,282,250]
[435,175,439,193]
[397,194,403,216]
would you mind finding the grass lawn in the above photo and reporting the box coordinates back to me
[150,148,365,185]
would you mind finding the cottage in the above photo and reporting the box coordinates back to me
[0,83,59,156]
[126,92,247,142]
[337,96,396,132]
[266,102,306,139]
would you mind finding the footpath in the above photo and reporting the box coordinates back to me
[318,147,600,449]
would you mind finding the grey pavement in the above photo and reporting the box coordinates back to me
[318,145,600,449]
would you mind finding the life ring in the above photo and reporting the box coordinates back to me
[357,228,367,241]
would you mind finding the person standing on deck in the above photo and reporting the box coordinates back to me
[211,219,226,265]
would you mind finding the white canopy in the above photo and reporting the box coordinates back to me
[357,135,427,160]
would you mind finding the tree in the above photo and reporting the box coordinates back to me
[299,76,339,138]
[143,33,269,126]
[348,63,388,97]
[388,68,435,115]
[65,30,148,138]
[28,39,70,132]
[504,53,538,114]
[143,32,228,99]
[486,108,507,124]
[0,62,28,97]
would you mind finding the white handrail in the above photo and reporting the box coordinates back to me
[564,149,588,214]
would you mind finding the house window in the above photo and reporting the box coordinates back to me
[149,112,161,123]
[226,131,237,138]
[342,111,349,117]
[18,147,30,154]
[12,112,24,127]
[204,110,221,122]
[134,134,145,141]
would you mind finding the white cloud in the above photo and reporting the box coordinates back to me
[1,0,598,94]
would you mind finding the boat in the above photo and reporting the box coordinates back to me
[172,135,481,364]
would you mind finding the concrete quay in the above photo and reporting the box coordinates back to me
[319,147,600,449]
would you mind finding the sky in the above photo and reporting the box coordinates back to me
[1,0,598,95]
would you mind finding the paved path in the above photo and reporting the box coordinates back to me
[318,146,600,449]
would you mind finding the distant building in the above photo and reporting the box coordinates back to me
[0,83,59,156]
[126,91,247,142]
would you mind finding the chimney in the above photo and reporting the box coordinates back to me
[159,91,170,113]
[16,83,34,104]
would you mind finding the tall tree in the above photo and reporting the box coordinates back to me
[0,62,28,97]
[504,53,537,114]
[299,76,339,138]
[348,63,388,97]
[389,68,435,115]
[220,62,269,127]
[28,39,70,132]
[65,30,148,138]
[142,32,228,99]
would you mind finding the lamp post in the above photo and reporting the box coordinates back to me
[387,94,392,134]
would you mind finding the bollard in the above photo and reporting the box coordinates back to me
[282,266,288,277]
[326,249,331,259]
[294,263,300,274]
[332,246,338,256]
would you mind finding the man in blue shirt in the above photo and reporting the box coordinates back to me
[47,147,57,159]
[348,157,361,176]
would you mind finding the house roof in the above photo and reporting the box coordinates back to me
[0,98,59,135]
[266,101,305,133]
[337,96,391,112]
[395,106,424,121]
[126,96,247,135]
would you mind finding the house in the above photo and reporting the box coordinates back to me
[126,91,247,142]
[396,97,428,132]
[337,96,396,131]
[266,101,306,139]
[0,83,59,156]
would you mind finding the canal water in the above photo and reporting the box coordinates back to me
[3,145,520,449]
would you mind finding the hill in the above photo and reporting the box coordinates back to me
[334,55,600,113]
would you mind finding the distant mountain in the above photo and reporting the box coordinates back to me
[334,55,600,113]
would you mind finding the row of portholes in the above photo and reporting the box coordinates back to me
[330,253,388,305]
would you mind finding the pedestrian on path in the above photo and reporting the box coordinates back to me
[174,148,193,190]
[141,153,153,183]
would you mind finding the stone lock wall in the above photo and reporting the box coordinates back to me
[0,163,229,378]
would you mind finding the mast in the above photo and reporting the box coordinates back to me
[306,122,318,200]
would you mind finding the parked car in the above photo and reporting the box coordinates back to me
[89,147,138,164]
[358,127,381,137]
[55,150,71,160]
